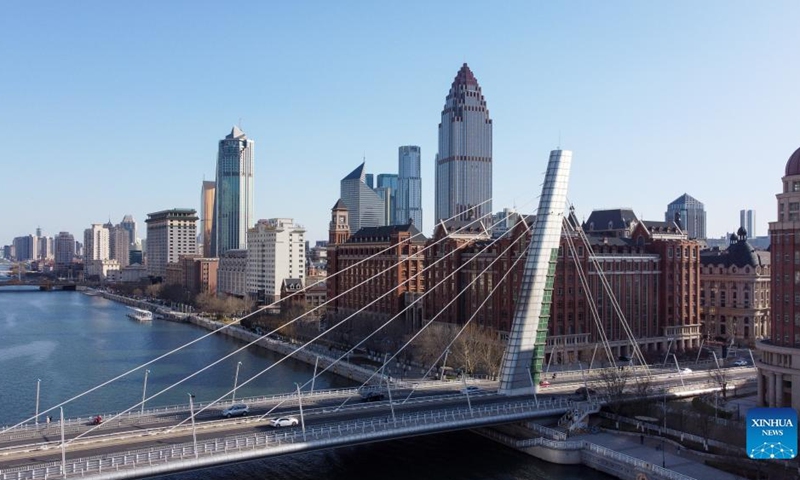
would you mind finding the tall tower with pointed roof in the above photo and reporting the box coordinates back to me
[435,63,493,224]
[212,126,254,256]
[339,161,387,232]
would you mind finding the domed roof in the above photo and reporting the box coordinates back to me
[785,146,800,176]
[737,226,747,238]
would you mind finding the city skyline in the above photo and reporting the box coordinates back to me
[1,2,799,245]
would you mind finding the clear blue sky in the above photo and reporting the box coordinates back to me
[1,1,798,245]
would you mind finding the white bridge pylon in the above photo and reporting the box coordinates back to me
[499,149,572,396]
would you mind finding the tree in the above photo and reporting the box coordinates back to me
[410,322,457,372]
[708,364,730,399]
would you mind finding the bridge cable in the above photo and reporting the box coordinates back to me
[52,200,507,442]
[566,212,652,378]
[165,198,538,429]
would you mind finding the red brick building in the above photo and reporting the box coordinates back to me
[757,146,800,410]
[326,201,426,321]
[424,209,702,363]
[165,255,219,296]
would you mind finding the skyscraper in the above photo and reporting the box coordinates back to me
[376,173,398,225]
[201,181,215,257]
[83,224,109,263]
[397,145,423,228]
[212,126,254,257]
[665,193,706,239]
[108,224,131,268]
[740,209,756,237]
[54,232,75,271]
[120,214,137,246]
[340,162,387,232]
[435,63,492,223]
[145,209,198,278]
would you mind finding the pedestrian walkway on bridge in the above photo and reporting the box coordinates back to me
[579,431,748,480]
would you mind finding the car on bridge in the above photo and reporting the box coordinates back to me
[362,392,386,402]
[221,404,249,418]
[538,380,551,387]
[574,387,597,399]
[269,416,300,427]
[733,359,750,367]
[460,385,481,394]
[681,367,693,374]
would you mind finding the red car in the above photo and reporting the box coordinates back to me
[538,380,551,387]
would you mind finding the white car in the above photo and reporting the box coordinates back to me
[733,359,750,367]
[269,416,300,428]
[681,368,693,374]
[460,386,481,394]
[221,404,249,418]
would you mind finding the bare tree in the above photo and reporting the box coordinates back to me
[708,365,730,399]
[595,367,630,414]
[410,322,456,371]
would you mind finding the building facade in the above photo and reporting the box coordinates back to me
[12,235,38,261]
[665,193,706,240]
[246,218,306,304]
[424,209,703,363]
[376,173,398,225]
[397,145,423,228]
[758,146,800,410]
[212,126,254,256]
[327,203,426,320]
[740,209,756,238]
[120,214,136,246]
[145,209,198,278]
[217,249,247,297]
[699,229,770,346]
[108,224,131,268]
[340,162,386,232]
[435,63,492,223]
[201,180,215,257]
[166,255,219,296]
[54,232,75,272]
[83,224,109,277]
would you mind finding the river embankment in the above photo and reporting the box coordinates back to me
[97,291,384,384]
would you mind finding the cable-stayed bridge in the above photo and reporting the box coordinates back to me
[0,150,754,479]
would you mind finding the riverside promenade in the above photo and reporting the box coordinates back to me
[581,431,748,480]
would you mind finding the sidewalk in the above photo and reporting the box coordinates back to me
[579,431,748,480]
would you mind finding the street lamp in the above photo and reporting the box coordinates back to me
[383,353,397,424]
[295,383,306,441]
[141,370,150,414]
[462,374,474,416]
[188,393,198,458]
[662,391,667,468]
[672,354,685,387]
[311,356,319,394]
[59,407,66,476]
[35,378,41,425]
[232,362,242,402]
[440,349,451,381]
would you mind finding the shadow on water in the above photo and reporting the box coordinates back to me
[150,431,612,480]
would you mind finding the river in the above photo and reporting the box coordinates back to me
[0,284,609,480]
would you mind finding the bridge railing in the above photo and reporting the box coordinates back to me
[0,397,575,480]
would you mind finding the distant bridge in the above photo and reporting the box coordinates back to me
[0,279,80,291]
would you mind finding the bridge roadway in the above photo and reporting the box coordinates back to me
[0,367,755,480]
